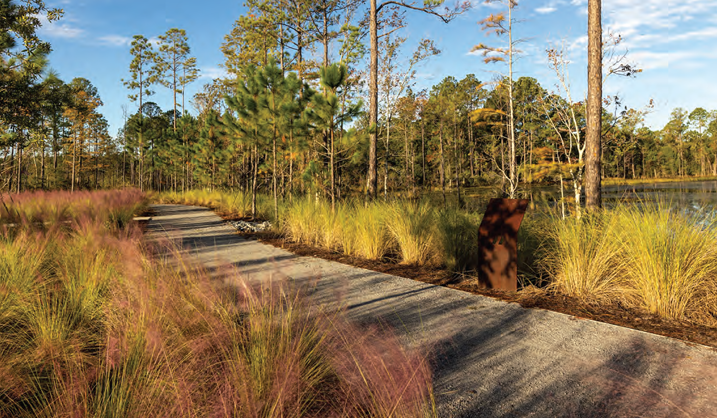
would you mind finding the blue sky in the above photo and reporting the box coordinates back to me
[37,0,717,137]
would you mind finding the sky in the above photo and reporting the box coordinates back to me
[35,0,717,138]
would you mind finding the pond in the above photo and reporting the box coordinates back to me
[445,179,717,216]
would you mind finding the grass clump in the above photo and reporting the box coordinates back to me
[435,209,480,272]
[351,201,395,261]
[614,205,717,321]
[541,212,626,301]
[386,201,437,266]
[1,189,435,417]
[541,203,717,325]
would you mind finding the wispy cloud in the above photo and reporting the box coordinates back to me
[199,66,227,80]
[97,35,161,47]
[536,7,557,14]
[628,50,702,70]
[571,0,717,44]
[36,14,83,39]
[98,35,132,47]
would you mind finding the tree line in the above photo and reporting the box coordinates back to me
[3,0,717,214]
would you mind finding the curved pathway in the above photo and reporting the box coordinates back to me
[144,204,717,418]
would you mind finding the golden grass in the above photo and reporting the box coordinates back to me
[387,201,437,266]
[541,212,627,301]
[542,204,717,325]
[154,190,717,327]
[614,206,717,321]
[351,201,396,261]
[155,189,275,222]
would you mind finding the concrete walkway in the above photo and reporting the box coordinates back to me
[145,204,717,418]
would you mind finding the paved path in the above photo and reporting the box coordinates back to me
[145,204,717,418]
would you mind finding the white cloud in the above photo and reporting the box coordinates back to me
[536,6,557,14]
[669,27,717,43]
[556,0,717,73]
[601,0,717,42]
[97,35,132,47]
[36,14,83,39]
[628,50,701,70]
[199,66,228,80]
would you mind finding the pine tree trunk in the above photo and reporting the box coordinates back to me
[384,117,390,199]
[40,133,46,190]
[16,140,22,193]
[404,122,410,192]
[71,130,77,193]
[273,128,278,220]
[367,0,378,198]
[585,0,603,210]
[439,122,446,207]
[421,120,426,188]
[330,127,336,212]
[252,145,258,219]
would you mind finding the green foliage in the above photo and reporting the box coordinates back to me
[193,109,228,189]
[122,35,157,105]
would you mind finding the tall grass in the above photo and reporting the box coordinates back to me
[541,203,717,324]
[0,190,435,417]
[614,205,717,321]
[281,198,398,261]
[541,212,627,301]
[350,201,396,261]
[155,189,276,222]
[434,209,480,272]
[386,202,437,266]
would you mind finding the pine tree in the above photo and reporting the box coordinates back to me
[193,109,227,190]
[122,35,157,191]
[311,62,362,211]
[156,28,197,132]
[585,0,602,210]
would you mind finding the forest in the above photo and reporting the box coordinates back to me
[2,0,716,205]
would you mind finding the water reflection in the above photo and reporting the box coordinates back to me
[448,180,717,216]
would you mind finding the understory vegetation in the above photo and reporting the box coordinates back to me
[0,190,435,417]
[157,189,717,328]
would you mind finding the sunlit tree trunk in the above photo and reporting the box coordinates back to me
[585,0,603,210]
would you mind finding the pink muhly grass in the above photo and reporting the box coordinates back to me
[327,318,435,418]
[1,189,435,418]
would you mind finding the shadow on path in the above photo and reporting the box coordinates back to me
[144,203,717,418]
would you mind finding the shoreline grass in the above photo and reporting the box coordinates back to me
[541,204,717,326]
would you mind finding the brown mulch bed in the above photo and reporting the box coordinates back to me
[225,219,717,350]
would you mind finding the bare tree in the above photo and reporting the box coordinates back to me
[473,0,519,198]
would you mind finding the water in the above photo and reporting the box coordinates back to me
[445,179,717,216]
